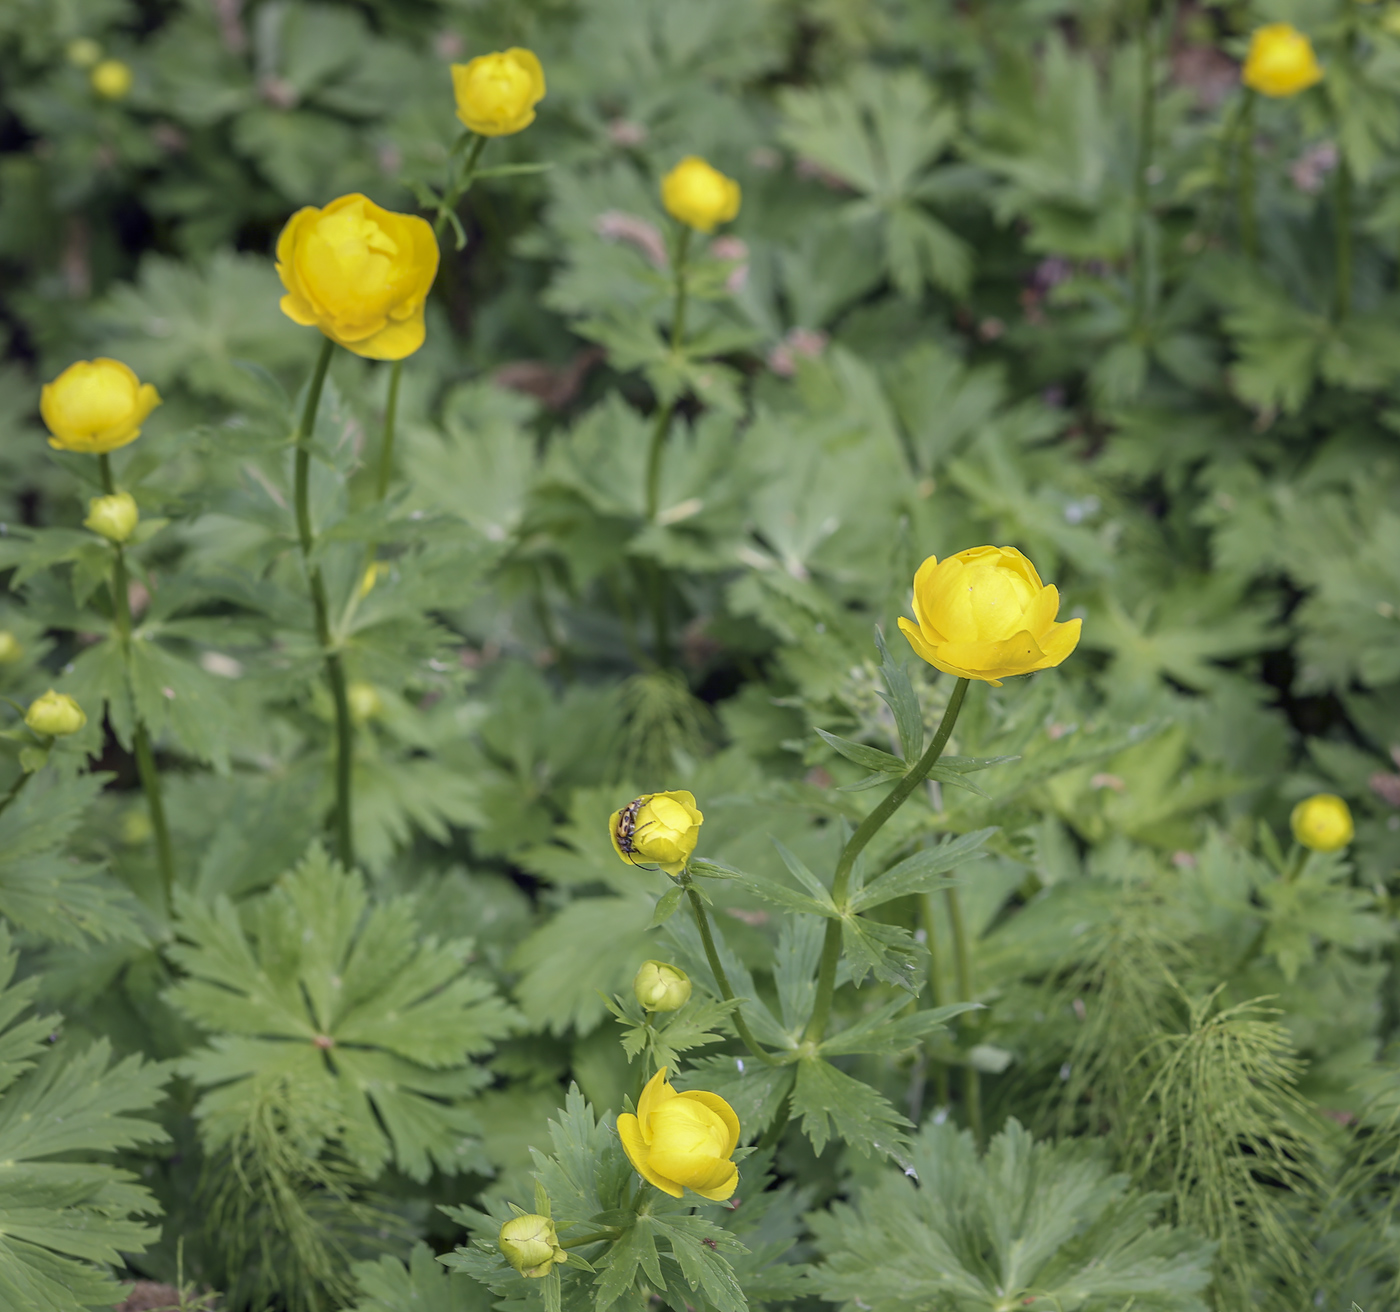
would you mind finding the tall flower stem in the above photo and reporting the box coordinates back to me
[1132,0,1158,325]
[1236,90,1258,260]
[1335,160,1353,321]
[919,892,951,1107]
[375,359,403,502]
[803,677,972,1045]
[292,338,355,870]
[0,770,31,821]
[433,133,489,247]
[945,884,983,1145]
[680,873,778,1065]
[99,453,176,913]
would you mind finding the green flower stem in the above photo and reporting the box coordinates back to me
[1238,844,1309,970]
[1335,159,1353,321]
[681,876,779,1066]
[1132,0,1157,325]
[560,1230,621,1249]
[292,337,356,870]
[0,769,31,821]
[1237,90,1257,260]
[434,132,488,248]
[803,677,972,1046]
[945,883,983,1146]
[643,225,692,523]
[99,453,176,914]
[375,358,403,502]
[919,892,951,1107]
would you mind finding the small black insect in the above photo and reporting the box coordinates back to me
[615,796,660,867]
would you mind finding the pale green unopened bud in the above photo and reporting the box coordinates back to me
[67,38,102,68]
[84,491,139,544]
[24,690,86,737]
[347,681,383,723]
[499,1213,566,1278]
[634,960,691,1012]
[0,631,21,664]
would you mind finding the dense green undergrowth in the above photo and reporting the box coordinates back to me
[2,0,1400,1309]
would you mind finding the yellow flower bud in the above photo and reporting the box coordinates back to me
[0,632,22,664]
[452,48,546,137]
[1290,793,1353,852]
[24,690,87,737]
[898,546,1081,686]
[40,358,161,455]
[276,194,440,361]
[634,961,691,1012]
[84,491,139,544]
[67,38,102,68]
[609,791,704,876]
[1242,24,1323,98]
[91,59,133,100]
[661,156,741,234]
[498,1213,567,1278]
[359,562,381,598]
[347,681,383,723]
[617,1067,740,1201]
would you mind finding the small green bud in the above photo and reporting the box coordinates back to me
[67,38,102,68]
[84,491,139,544]
[0,631,22,664]
[24,690,86,737]
[499,1213,567,1278]
[347,681,383,723]
[634,960,691,1012]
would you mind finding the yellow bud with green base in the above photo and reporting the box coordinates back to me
[41,358,161,455]
[85,491,139,544]
[347,681,383,724]
[634,960,691,1012]
[1243,24,1323,98]
[661,156,741,234]
[609,790,703,876]
[452,49,545,137]
[1290,793,1353,852]
[24,690,87,737]
[498,1213,566,1277]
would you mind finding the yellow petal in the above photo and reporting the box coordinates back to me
[923,555,980,643]
[679,1090,741,1156]
[689,1162,739,1202]
[636,1066,676,1132]
[617,1113,684,1198]
[1032,616,1081,668]
[897,616,942,669]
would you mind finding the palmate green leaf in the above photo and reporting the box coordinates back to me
[692,858,838,920]
[167,844,518,1181]
[353,1242,488,1312]
[0,924,168,1312]
[818,997,978,1058]
[814,728,904,776]
[840,916,925,993]
[849,829,996,913]
[0,773,141,944]
[792,1053,912,1162]
[811,1119,1213,1312]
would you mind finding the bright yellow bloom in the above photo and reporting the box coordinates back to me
[661,157,741,234]
[25,690,86,737]
[1290,793,1353,852]
[276,194,439,361]
[609,791,703,876]
[898,546,1081,686]
[617,1067,740,1201]
[634,961,691,1012]
[41,359,161,455]
[1243,25,1323,98]
[91,59,133,99]
[84,491,139,544]
[0,632,22,664]
[452,49,545,137]
[498,1213,567,1278]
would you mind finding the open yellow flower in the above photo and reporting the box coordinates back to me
[898,546,1081,686]
[609,791,703,876]
[276,194,439,361]
[452,49,545,136]
[1290,794,1353,852]
[617,1067,740,1201]
[1242,24,1323,98]
[661,157,741,234]
[41,359,161,454]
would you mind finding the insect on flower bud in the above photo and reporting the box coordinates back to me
[24,690,87,738]
[1290,793,1353,853]
[498,1213,567,1278]
[84,491,139,544]
[609,791,704,876]
[634,961,691,1012]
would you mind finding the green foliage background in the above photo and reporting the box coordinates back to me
[1,0,1400,1308]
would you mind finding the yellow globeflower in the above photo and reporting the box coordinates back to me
[1243,24,1323,98]
[24,690,87,737]
[84,491,139,544]
[276,194,440,361]
[91,59,133,99]
[498,1213,567,1278]
[609,791,703,876]
[898,546,1081,686]
[661,157,741,234]
[452,48,545,136]
[41,359,161,455]
[617,1067,740,1201]
[1290,793,1353,852]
